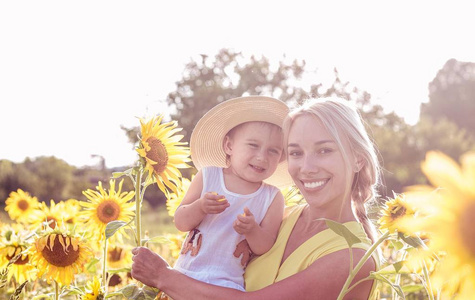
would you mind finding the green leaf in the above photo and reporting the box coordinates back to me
[398,232,427,249]
[105,218,135,240]
[108,267,131,274]
[9,281,28,300]
[370,273,405,299]
[393,260,405,273]
[143,285,161,299]
[118,284,142,299]
[324,219,361,247]
[86,257,101,273]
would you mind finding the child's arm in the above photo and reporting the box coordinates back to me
[174,170,230,232]
[232,191,284,255]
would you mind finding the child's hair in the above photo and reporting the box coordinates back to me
[283,97,381,242]
[224,121,284,166]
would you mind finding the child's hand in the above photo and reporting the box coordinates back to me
[199,192,229,214]
[233,207,257,235]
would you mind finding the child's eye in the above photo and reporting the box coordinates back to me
[269,148,281,155]
[248,143,258,148]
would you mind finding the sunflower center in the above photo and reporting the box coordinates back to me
[6,246,29,265]
[146,137,169,174]
[17,199,29,211]
[108,247,124,262]
[459,202,475,256]
[97,200,120,224]
[41,234,80,267]
[44,216,58,229]
[390,205,406,220]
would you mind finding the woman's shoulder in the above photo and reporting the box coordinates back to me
[283,204,306,219]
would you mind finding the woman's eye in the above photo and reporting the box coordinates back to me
[289,151,301,157]
[318,148,333,154]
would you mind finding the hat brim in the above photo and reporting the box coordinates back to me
[190,96,294,188]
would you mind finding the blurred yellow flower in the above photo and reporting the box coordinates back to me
[30,230,94,286]
[4,189,39,223]
[136,115,191,194]
[81,276,104,300]
[282,186,304,207]
[377,193,415,234]
[0,225,37,284]
[107,244,132,270]
[81,179,135,244]
[29,200,65,230]
[403,151,475,299]
[166,176,192,217]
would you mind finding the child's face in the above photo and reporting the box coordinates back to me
[224,122,284,184]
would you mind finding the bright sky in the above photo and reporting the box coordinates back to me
[1,1,474,168]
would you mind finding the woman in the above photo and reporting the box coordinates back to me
[131,97,381,299]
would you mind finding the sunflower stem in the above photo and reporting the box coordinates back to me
[135,171,143,247]
[336,230,389,300]
[422,259,435,300]
[392,250,407,300]
[54,280,60,300]
[103,238,108,297]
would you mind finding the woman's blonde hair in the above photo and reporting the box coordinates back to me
[283,97,381,242]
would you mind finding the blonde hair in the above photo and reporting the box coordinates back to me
[283,97,380,242]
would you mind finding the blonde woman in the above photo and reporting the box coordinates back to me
[132,97,381,300]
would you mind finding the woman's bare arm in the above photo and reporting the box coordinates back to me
[131,246,376,300]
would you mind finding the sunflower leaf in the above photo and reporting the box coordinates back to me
[324,219,361,247]
[9,280,28,300]
[108,267,131,274]
[105,220,128,240]
[398,232,428,249]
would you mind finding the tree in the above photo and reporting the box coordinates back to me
[421,58,475,137]
[165,49,306,142]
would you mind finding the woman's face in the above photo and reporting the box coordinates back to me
[287,114,353,208]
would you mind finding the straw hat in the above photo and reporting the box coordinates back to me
[190,95,294,188]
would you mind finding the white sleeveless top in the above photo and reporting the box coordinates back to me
[174,166,279,291]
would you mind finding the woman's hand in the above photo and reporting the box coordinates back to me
[131,247,169,288]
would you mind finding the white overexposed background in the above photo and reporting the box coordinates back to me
[1,0,474,168]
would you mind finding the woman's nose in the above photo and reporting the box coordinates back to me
[300,155,318,174]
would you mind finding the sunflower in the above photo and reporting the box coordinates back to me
[61,198,82,226]
[107,244,132,270]
[136,115,191,194]
[166,176,192,217]
[28,200,65,230]
[81,276,104,300]
[0,224,37,284]
[164,232,187,261]
[29,229,94,286]
[81,179,135,244]
[377,193,416,234]
[4,189,39,223]
[402,151,475,299]
[282,186,304,207]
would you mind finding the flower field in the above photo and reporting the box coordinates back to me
[1,115,474,299]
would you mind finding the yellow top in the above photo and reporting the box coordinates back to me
[244,205,380,299]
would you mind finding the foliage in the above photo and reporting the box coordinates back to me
[421,58,475,138]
